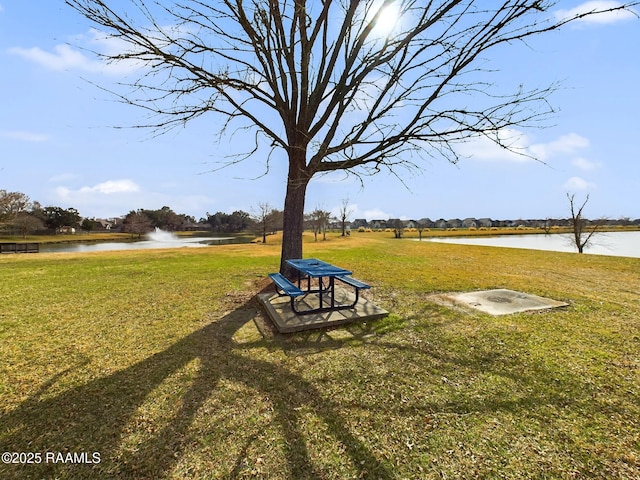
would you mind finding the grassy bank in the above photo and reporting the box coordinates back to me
[1,234,638,479]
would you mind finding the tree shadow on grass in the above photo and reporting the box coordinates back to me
[0,285,394,480]
[3,285,620,479]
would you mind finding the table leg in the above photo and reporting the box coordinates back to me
[330,276,336,308]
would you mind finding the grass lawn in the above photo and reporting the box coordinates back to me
[1,234,638,479]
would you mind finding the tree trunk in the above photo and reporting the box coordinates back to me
[280,156,311,275]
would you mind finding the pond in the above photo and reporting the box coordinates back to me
[422,231,640,258]
[39,229,250,253]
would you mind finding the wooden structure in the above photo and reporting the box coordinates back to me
[0,243,40,254]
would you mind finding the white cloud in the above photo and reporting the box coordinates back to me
[457,129,532,163]
[82,179,141,195]
[459,130,590,163]
[9,29,145,76]
[8,44,102,73]
[555,1,637,25]
[347,204,393,221]
[0,130,50,142]
[571,157,601,171]
[53,179,142,217]
[56,179,141,200]
[51,179,215,218]
[563,176,596,191]
[529,133,590,161]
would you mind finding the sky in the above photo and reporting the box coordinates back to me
[1,1,639,222]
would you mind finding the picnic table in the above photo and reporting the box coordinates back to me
[269,258,371,315]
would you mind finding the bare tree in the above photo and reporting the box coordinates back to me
[338,198,353,237]
[253,202,281,243]
[307,207,331,241]
[0,190,31,226]
[65,0,639,273]
[567,193,601,254]
[391,218,404,239]
[416,219,427,241]
[123,210,153,238]
[13,213,45,239]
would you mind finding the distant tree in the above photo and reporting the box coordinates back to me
[12,213,44,238]
[567,193,602,254]
[416,220,427,241]
[164,211,183,231]
[123,210,153,238]
[81,217,99,233]
[205,210,253,233]
[205,212,230,232]
[140,206,181,230]
[42,206,81,233]
[307,208,331,242]
[253,203,279,244]
[392,219,404,239]
[338,199,353,237]
[228,210,254,233]
[0,190,31,225]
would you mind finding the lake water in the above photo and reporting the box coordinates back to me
[39,229,243,253]
[423,231,640,258]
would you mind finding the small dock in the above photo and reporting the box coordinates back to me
[0,242,40,254]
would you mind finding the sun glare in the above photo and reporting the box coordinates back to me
[371,3,400,37]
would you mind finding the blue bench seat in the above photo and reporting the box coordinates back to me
[268,273,304,297]
[267,271,371,315]
[268,272,306,314]
[337,276,370,307]
[337,276,371,290]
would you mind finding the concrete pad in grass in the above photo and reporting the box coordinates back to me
[442,289,569,316]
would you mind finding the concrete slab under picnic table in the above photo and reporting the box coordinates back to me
[258,285,388,333]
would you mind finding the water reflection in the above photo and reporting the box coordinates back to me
[40,229,243,253]
[424,231,640,258]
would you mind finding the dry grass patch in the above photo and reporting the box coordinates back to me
[1,237,639,479]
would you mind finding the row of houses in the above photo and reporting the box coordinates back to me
[86,215,639,233]
[351,217,640,230]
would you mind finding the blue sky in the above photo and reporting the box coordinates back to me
[1,1,639,221]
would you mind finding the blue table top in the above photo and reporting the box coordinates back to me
[286,258,352,277]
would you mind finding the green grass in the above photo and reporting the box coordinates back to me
[1,234,639,479]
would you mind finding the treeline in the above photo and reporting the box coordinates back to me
[0,189,288,238]
[0,189,84,237]
[123,208,285,238]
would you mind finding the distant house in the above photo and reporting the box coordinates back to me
[182,220,213,231]
[477,218,493,228]
[447,218,462,229]
[58,226,76,234]
[352,218,368,229]
[95,219,113,231]
[417,218,434,228]
[434,218,448,229]
[461,218,477,228]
